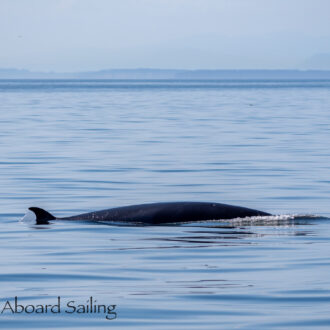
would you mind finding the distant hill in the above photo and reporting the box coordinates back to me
[0,68,34,78]
[301,54,330,70]
[1,68,330,79]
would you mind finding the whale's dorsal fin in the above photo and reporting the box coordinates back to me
[29,207,56,224]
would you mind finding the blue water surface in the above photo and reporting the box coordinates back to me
[0,79,330,329]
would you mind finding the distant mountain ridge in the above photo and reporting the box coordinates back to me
[301,54,330,70]
[1,68,330,79]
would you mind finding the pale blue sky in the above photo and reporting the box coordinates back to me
[1,0,330,71]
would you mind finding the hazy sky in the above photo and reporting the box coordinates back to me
[1,0,330,71]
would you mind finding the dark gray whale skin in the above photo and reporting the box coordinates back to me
[29,202,270,225]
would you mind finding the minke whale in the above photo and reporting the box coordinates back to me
[29,202,270,225]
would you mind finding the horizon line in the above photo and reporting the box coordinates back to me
[2,67,330,73]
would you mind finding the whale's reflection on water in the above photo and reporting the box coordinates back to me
[144,220,318,245]
[80,215,326,251]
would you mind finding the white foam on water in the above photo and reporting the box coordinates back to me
[225,214,326,226]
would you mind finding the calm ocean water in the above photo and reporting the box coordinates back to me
[0,79,330,329]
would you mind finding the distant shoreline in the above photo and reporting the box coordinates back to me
[1,69,330,80]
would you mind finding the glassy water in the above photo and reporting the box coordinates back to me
[0,79,330,329]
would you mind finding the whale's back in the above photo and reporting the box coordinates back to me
[59,202,270,224]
